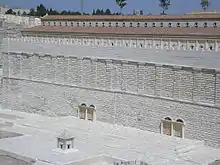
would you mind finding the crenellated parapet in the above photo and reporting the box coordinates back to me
[6,36,220,53]
[3,52,220,108]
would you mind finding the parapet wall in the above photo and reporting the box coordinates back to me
[14,36,220,53]
[3,52,220,107]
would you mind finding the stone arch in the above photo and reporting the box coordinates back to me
[89,104,95,108]
[176,119,184,123]
[81,103,86,106]
[173,118,185,138]
[164,117,172,121]
[79,103,87,119]
[162,117,172,136]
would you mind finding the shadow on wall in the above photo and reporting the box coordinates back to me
[0,149,35,165]
[209,160,220,165]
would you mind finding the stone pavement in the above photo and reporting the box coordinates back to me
[0,107,219,165]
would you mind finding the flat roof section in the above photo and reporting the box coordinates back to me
[3,39,220,69]
[22,26,220,37]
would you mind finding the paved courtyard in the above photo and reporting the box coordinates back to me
[0,107,220,165]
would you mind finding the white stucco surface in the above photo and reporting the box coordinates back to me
[3,39,220,69]
[0,107,219,165]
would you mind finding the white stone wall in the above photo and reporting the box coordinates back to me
[1,14,41,28]
[1,52,220,147]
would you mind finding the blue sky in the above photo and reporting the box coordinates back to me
[1,0,220,14]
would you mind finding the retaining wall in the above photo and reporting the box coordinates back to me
[1,52,220,147]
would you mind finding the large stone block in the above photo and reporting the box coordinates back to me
[144,63,156,96]
[174,67,194,101]
[121,61,138,93]
[155,64,162,96]
[68,57,80,86]
[215,73,220,105]
[55,56,65,84]
[96,59,108,90]
[160,65,174,98]
[111,60,122,91]
[2,79,220,147]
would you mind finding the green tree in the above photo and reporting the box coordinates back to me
[100,9,104,15]
[29,8,36,16]
[92,9,96,15]
[36,4,47,17]
[96,9,101,15]
[5,9,14,14]
[22,11,27,16]
[159,0,171,15]
[105,9,111,15]
[17,11,21,16]
[116,0,127,14]
[200,0,209,11]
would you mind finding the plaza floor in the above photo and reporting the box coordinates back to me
[0,107,220,165]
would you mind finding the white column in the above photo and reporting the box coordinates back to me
[93,110,96,121]
[205,40,208,51]
[196,40,199,51]
[160,120,163,134]
[186,40,189,50]
[77,107,80,119]
[182,125,185,139]
[171,122,174,136]
[85,108,88,120]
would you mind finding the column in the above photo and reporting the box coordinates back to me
[160,120,163,134]
[93,110,96,121]
[182,125,185,139]
[77,107,80,119]
[85,108,88,120]
[171,122,174,136]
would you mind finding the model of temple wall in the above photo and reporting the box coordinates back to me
[1,52,220,148]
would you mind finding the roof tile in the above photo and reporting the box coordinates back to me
[22,26,220,37]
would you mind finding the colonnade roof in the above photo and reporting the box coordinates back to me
[22,26,220,37]
[41,14,220,21]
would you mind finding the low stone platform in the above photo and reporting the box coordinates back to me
[0,108,220,165]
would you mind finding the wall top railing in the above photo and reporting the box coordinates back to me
[3,51,220,73]
[4,36,220,53]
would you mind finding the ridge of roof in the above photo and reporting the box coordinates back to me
[41,14,220,21]
[57,129,74,139]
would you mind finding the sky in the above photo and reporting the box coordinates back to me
[1,0,220,14]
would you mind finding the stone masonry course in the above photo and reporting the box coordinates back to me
[1,52,220,148]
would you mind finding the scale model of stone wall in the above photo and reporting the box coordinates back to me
[1,52,220,148]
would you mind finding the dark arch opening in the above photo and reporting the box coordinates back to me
[81,103,86,107]
[89,105,95,108]
[176,119,184,123]
[164,117,172,121]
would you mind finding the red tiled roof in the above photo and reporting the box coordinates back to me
[41,14,220,21]
[22,26,220,37]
